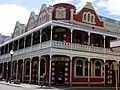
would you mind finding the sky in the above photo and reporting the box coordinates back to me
[0,0,120,36]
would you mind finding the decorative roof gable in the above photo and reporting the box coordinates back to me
[26,11,38,31]
[74,2,103,27]
[13,21,26,38]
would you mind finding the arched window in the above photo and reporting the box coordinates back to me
[91,15,93,22]
[33,31,40,45]
[95,61,101,76]
[41,32,49,42]
[85,60,88,76]
[88,13,91,22]
[76,60,83,76]
[84,13,87,21]
[82,12,87,22]
[91,14,95,23]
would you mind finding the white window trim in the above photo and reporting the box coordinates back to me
[82,12,96,25]
[74,58,88,77]
[91,14,96,24]
[82,12,87,22]
[87,12,91,23]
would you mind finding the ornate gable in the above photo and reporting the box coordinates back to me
[26,12,38,32]
[13,21,26,38]
[38,4,49,26]
[55,7,66,19]
[74,2,103,27]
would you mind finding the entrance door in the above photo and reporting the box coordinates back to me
[55,61,65,85]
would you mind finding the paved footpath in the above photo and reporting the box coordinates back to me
[0,81,120,90]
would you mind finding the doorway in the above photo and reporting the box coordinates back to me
[55,61,65,85]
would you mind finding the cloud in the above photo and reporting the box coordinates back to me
[0,4,30,36]
[96,0,120,16]
[52,0,74,5]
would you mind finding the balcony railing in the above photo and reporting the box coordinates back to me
[0,40,120,60]
[52,40,120,55]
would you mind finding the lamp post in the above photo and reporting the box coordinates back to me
[10,50,13,83]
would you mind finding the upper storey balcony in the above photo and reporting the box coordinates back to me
[0,40,119,60]
[0,21,119,60]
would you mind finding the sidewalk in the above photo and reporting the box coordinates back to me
[0,81,119,90]
[0,81,56,89]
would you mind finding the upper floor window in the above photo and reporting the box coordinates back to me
[1,46,4,55]
[5,44,8,54]
[41,32,49,42]
[13,40,18,51]
[91,14,95,23]
[39,12,47,24]
[9,42,13,53]
[56,7,66,19]
[19,38,24,49]
[88,12,91,22]
[82,12,96,24]
[33,31,40,45]
[84,13,87,21]
[25,34,31,47]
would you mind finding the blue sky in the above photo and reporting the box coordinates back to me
[0,0,49,9]
[0,0,120,36]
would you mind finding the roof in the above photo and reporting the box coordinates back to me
[0,35,9,39]
[99,15,120,24]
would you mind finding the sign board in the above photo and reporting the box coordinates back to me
[113,62,118,71]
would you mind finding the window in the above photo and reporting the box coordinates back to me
[95,61,101,76]
[33,31,40,45]
[88,13,91,22]
[9,42,13,53]
[84,13,87,21]
[19,38,24,49]
[41,32,49,42]
[83,12,87,21]
[76,60,83,76]
[1,46,4,55]
[91,14,95,24]
[25,34,31,47]
[82,12,96,24]
[13,40,18,51]
[5,44,8,54]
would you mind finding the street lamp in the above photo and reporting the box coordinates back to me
[10,50,13,83]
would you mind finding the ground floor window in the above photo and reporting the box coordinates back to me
[76,60,83,76]
[95,61,101,76]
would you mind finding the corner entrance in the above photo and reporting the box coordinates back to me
[51,56,70,86]
[55,61,65,85]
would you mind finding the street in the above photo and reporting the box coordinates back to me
[0,83,119,90]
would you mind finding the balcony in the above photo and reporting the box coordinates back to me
[52,40,120,55]
[0,40,120,60]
